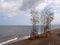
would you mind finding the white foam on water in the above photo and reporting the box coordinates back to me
[0,36,30,45]
[0,32,42,45]
[0,37,18,45]
[18,36,30,41]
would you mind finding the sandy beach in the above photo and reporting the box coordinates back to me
[8,28,60,45]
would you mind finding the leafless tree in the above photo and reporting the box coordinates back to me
[30,7,54,39]
[41,7,54,32]
[30,8,39,38]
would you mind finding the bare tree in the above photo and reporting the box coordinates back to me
[30,7,54,39]
[41,7,54,32]
[30,8,39,38]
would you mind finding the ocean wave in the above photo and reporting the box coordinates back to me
[0,35,30,45]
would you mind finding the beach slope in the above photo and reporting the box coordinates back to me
[8,28,60,45]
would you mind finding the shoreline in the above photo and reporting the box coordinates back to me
[0,28,60,45]
[8,28,60,45]
[0,31,43,45]
[0,36,30,45]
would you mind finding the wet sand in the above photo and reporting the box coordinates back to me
[8,28,60,45]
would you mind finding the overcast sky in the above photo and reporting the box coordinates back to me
[0,0,60,25]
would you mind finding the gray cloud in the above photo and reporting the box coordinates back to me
[0,0,23,17]
[20,0,43,11]
[0,0,59,17]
